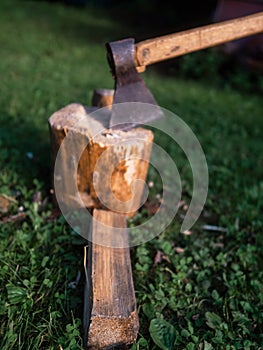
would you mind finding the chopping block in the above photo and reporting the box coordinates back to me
[48,89,153,349]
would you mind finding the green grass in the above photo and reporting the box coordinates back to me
[0,0,262,349]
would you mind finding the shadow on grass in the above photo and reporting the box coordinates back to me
[18,0,217,45]
[0,110,51,190]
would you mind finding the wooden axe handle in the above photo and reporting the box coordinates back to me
[135,11,263,71]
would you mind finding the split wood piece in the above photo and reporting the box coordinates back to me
[92,88,114,108]
[49,103,153,216]
[135,11,263,70]
[84,209,139,349]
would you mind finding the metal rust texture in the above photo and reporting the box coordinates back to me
[106,38,163,129]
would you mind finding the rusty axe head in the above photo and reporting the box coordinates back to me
[106,38,163,130]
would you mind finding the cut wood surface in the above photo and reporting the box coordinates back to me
[49,103,153,216]
[84,209,139,349]
[92,88,114,108]
[135,11,263,69]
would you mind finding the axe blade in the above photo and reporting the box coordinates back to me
[106,38,163,130]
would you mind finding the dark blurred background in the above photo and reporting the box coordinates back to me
[32,0,263,94]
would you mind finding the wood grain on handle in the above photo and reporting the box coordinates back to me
[135,11,263,69]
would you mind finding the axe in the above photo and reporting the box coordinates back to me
[106,11,263,129]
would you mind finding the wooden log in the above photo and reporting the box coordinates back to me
[49,92,150,349]
[84,209,139,349]
[48,103,153,216]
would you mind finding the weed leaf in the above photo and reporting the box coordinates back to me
[205,312,222,330]
[142,302,156,320]
[7,285,27,304]
[149,318,176,350]
[203,340,213,350]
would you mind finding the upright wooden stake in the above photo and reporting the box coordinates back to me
[84,209,139,349]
